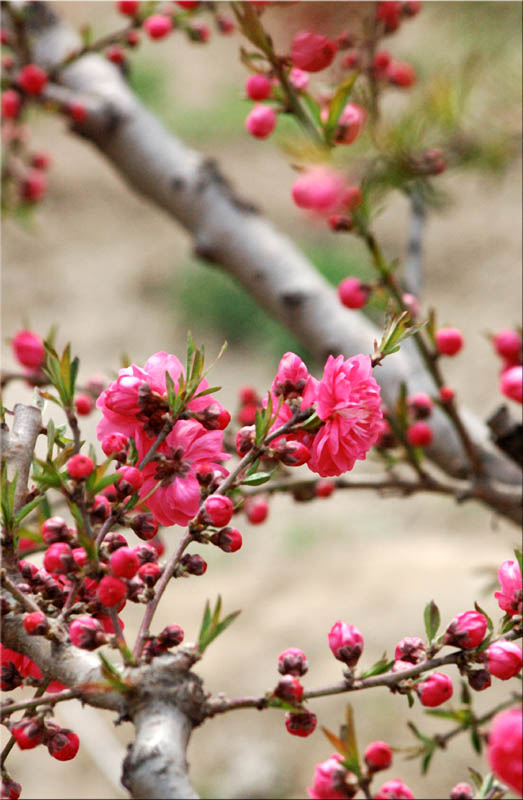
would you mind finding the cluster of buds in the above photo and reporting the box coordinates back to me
[491,328,522,404]
[274,648,316,737]
[9,717,79,761]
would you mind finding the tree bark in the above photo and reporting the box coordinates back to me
[19,1,521,524]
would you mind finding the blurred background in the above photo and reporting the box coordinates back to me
[1,2,522,798]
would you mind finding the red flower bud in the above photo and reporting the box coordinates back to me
[41,516,70,545]
[394,636,426,664]
[158,624,184,648]
[338,277,370,310]
[17,64,48,95]
[204,494,234,527]
[74,393,94,416]
[46,727,80,761]
[285,710,317,737]
[450,783,473,800]
[328,621,363,666]
[278,647,308,677]
[417,672,453,707]
[246,73,272,101]
[375,778,415,799]
[273,440,311,467]
[180,554,207,575]
[67,454,95,480]
[443,610,488,649]
[110,546,140,579]
[11,718,44,750]
[97,575,127,608]
[130,512,159,540]
[143,14,173,40]
[11,330,45,369]
[406,421,433,447]
[23,612,48,636]
[245,497,269,524]
[435,327,464,356]
[69,617,106,650]
[2,89,21,119]
[210,527,242,553]
[274,675,304,704]
[486,641,522,680]
[364,740,393,771]
[43,542,74,574]
[138,561,162,586]
[290,31,338,73]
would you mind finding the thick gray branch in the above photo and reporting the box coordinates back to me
[1,403,42,515]
[21,3,522,523]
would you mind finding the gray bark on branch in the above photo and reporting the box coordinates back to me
[21,2,521,524]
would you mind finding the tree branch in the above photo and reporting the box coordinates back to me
[19,2,521,524]
[0,403,42,517]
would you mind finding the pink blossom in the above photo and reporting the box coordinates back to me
[136,420,229,527]
[307,753,348,799]
[271,351,318,400]
[97,351,226,441]
[495,559,522,617]
[308,354,382,477]
[487,709,522,795]
[374,778,415,799]
[328,620,364,666]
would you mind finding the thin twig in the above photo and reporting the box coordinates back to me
[1,688,80,718]
[1,571,43,615]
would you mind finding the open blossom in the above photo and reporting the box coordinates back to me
[136,420,229,527]
[96,351,226,441]
[308,354,382,477]
[487,709,522,796]
[307,753,349,799]
[495,559,522,617]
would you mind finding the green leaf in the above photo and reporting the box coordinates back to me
[421,744,436,774]
[359,654,394,678]
[193,386,221,399]
[98,652,132,693]
[470,726,482,754]
[320,726,348,758]
[468,768,483,791]
[324,72,360,142]
[424,600,440,644]
[407,691,415,708]
[341,705,361,778]
[197,595,241,653]
[474,601,494,635]
[407,721,433,746]
[15,494,45,524]
[186,330,196,379]
[241,471,272,486]
[514,548,523,574]
[301,92,323,126]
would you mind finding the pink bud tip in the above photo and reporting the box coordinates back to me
[435,327,464,356]
[67,454,95,480]
[245,104,276,139]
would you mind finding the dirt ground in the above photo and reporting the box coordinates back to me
[1,3,522,799]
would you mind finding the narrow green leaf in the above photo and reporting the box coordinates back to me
[301,92,322,126]
[241,472,271,486]
[474,601,494,635]
[320,726,348,758]
[15,494,45,524]
[467,768,483,791]
[424,600,440,644]
[324,72,360,140]
[421,744,436,774]
[514,548,523,574]
[46,418,55,461]
[359,655,394,678]
[470,726,482,754]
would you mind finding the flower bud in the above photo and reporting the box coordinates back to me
[43,542,74,574]
[245,105,276,139]
[493,329,522,364]
[335,103,366,145]
[11,719,44,750]
[17,64,48,95]
[500,365,522,404]
[67,454,95,480]
[2,89,21,119]
[443,610,488,649]
[375,778,415,799]
[23,612,48,636]
[394,636,426,664]
[435,327,464,356]
[92,494,111,521]
[180,553,207,575]
[386,60,416,88]
[236,426,255,456]
[467,667,491,692]
[97,575,127,608]
[338,277,370,310]
[486,641,523,680]
[487,709,522,795]
[285,710,317,737]
[439,385,455,404]
[292,168,346,215]
[246,73,272,101]
[110,546,140,579]
[69,617,106,650]
[74,393,94,416]
[41,516,70,545]
[278,647,308,677]
[130,512,159,541]
[307,752,349,799]
[407,392,433,419]
[1,662,23,692]
[406,421,433,447]
[143,14,173,39]
[11,330,45,369]
[450,783,474,800]
[272,440,311,467]
[289,67,309,90]
[46,727,80,761]
[101,432,129,456]
[290,31,337,72]
[495,559,522,617]
[1,776,22,799]
[158,624,184,648]
[364,740,393,772]
[103,532,128,554]
[274,675,304,704]
[138,562,162,586]
[117,0,139,15]
[417,672,453,707]
[204,494,234,527]
[328,621,363,667]
[245,497,269,524]
[210,527,243,553]
[116,466,144,493]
